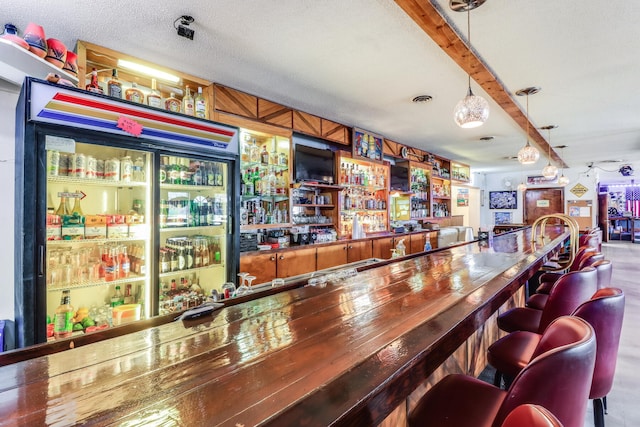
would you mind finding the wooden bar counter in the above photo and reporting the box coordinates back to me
[0,227,566,426]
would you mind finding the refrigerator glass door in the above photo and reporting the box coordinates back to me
[45,138,153,332]
[158,154,229,314]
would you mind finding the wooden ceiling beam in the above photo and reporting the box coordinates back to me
[394,0,568,168]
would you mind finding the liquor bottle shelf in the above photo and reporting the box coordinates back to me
[160,183,226,192]
[241,223,292,231]
[432,195,451,200]
[48,176,147,188]
[160,224,224,233]
[242,161,288,172]
[47,236,147,246]
[292,223,334,227]
[47,274,145,292]
[159,263,223,278]
[293,204,335,208]
[241,194,289,203]
[342,209,388,213]
[339,183,387,192]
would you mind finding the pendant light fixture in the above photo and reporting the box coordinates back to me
[516,87,540,164]
[452,0,490,129]
[557,145,570,186]
[540,125,558,179]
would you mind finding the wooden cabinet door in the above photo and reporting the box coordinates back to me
[409,233,426,254]
[321,118,348,145]
[276,247,317,279]
[316,244,348,271]
[214,84,258,119]
[240,252,276,286]
[258,98,292,128]
[347,240,373,263]
[372,237,395,260]
[293,110,322,137]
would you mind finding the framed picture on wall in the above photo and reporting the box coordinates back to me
[352,127,384,163]
[489,191,517,209]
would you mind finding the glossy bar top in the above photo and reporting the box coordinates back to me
[0,227,566,426]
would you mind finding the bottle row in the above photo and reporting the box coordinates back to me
[159,274,207,315]
[159,197,224,229]
[159,235,223,274]
[240,201,289,226]
[339,162,387,188]
[340,212,386,235]
[87,68,208,118]
[160,156,224,187]
[46,243,144,287]
[241,138,288,166]
[47,151,145,182]
[241,167,288,197]
[47,212,145,241]
[343,187,387,211]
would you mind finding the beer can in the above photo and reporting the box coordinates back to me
[46,150,60,176]
[86,155,97,179]
[96,159,105,179]
[72,153,86,178]
[120,156,133,182]
[58,153,69,176]
[105,158,120,181]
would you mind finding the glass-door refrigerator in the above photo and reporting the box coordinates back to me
[14,78,239,347]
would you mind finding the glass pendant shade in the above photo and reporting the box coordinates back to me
[454,87,490,128]
[518,141,540,164]
[558,174,570,186]
[542,163,558,179]
[517,182,527,192]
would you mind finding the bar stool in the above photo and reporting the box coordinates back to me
[537,251,603,295]
[497,267,597,334]
[407,316,595,427]
[501,404,563,427]
[488,288,625,427]
[527,260,609,310]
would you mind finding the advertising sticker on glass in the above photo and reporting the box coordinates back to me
[489,191,517,209]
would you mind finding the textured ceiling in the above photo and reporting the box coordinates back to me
[3,0,640,182]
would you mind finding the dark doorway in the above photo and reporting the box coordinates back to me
[523,188,564,225]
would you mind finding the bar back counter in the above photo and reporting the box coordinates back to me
[0,227,567,426]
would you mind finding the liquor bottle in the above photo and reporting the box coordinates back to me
[199,201,208,226]
[244,169,254,196]
[183,86,195,116]
[53,289,74,339]
[104,249,116,282]
[170,248,179,272]
[194,239,202,268]
[55,196,70,216]
[185,239,194,269]
[107,69,122,99]
[207,162,216,186]
[70,194,83,216]
[194,86,207,119]
[123,284,135,304]
[165,92,181,112]
[214,164,223,186]
[85,68,103,94]
[200,239,210,266]
[261,145,269,165]
[133,157,145,182]
[206,199,215,225]
[147,78,163,109]
[119,246,130,278]
[125,82,145,104]
[178,241,186,271]
[110,285,124,307]
[160,249,170,273]
[213,237,221,264]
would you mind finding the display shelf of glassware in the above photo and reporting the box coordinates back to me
[239,128,292,230]
[409,162,431,220]
[431,176,451,218]
[291,183,342,228]
[338,155,389,237]
[451,161,471,183]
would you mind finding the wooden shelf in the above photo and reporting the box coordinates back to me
[241,223,292,231]
[0,38,79,86]
[293,204,335,208]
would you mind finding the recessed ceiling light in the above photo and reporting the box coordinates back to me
[412,95,433,103]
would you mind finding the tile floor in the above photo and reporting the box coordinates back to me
[582,241,640,427]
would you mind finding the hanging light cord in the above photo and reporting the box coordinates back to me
[525,93,530,145]
[467,4,471,89]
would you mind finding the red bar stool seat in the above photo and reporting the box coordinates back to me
[489,288,625,427]
[497,267,597,334]
[407,316,596,427]
[501,404,563,427]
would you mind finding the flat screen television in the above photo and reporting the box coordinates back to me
[390,164,409,192]
[294,143,335,184]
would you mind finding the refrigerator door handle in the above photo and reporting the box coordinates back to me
[228,215,232,234]
[38,244,44,277]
